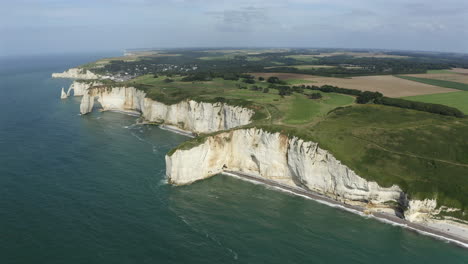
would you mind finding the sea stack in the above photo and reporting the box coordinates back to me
[60,87,68,99]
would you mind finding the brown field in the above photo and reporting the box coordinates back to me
[311,52,408,59]
[252,73,459,97]
[405,73,468,84]
[264,65,362,70]
[450,68,468,74]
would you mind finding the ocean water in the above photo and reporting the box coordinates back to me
[0,54,467,264]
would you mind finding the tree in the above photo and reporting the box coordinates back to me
[258,76,265,81]
[267,76,281,84]
[262,87,269,93]
[309,93,322,99]
[164,78,174,83]
[278,86,292,96]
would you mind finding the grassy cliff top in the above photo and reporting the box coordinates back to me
[168,103,468,220]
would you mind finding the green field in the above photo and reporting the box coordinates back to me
[403,92,468,114]
[285,79,315,85]
[427,69,458,74]
[396,75,468,91]
[285,55,319,63]
[283,93,354,124]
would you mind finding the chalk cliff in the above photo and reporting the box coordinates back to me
[60,88,67,99]
[52,68,100,79]
[166,128,403,207]
[165,128,467,228]
[67,80,102,97]
[80,86,254,134]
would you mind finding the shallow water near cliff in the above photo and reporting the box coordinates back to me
[0,54,467,264]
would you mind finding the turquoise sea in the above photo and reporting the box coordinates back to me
[0,53,467,263]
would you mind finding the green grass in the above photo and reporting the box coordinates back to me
[285,55,319,63]
[307,106,468,217]
[404,92,468,114]
[198,55,264,61]
[396,75,468,91]
[426,69,457,74]
[286,79,315,85]
[199,55,236,61]
[283,93,354,124]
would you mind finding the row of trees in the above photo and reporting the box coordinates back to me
[379,97,465,118]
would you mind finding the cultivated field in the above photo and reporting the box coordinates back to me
[252,73,459,97]
[264,65,362,70]
[404,73,468,85]
[404,91,468,114]
[310,52,408,58]
[450,68,468,74]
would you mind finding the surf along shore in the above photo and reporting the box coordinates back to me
[222,171,468,249]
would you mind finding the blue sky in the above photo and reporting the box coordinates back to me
[1,0,467,56]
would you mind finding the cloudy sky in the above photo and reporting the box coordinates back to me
[1,0,467,56]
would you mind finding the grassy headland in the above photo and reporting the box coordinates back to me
[79,48,468,219]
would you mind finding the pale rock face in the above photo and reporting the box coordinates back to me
[405,199,438,223]
[166,128,402,205]
[67,81,102,96]
[80,86,254,134]
[52,68,100,79]
[60,88,68,99]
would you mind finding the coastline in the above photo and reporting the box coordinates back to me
[158,124,196,138]
[222,171,468,249]
[57,71,468,250]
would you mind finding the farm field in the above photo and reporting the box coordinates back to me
[252,72,458,97]
[397,75,468,91]
[311,52,408,58]
[450,68,468,74]
[404,91,468,114]
[264,65,362,70]
[403,73,468,85]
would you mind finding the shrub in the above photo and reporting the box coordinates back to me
[267,76,281,84]
[309,93,323,99]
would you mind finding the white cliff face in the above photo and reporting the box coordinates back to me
[166,128,402,206]
[405,199,438,223]
[67,80,102,96]
[80,86,254,134]
[60,88,68,99]
[52,68,100,79]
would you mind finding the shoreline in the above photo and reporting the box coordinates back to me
[159,124,196,138]
[65,81,468,248]
[222,170,468,249]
